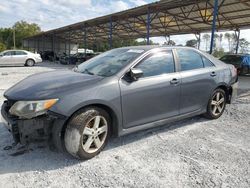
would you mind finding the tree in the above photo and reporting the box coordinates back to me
[0,42,6,52]
[213,48,225,58]
[164,40,175,46]
[13,21,41,48]
[169,40,176,46]
[224,33,231,52]
[218,33,223,49]
[0,20,41,49]
[239,38,250,53]
[186,39,197,47]
[202,34,210,52]
[213,33,219,49]
[0,28,13,49]
[224,32,236,52]
[90,38,158,52]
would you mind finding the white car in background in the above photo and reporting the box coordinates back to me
[0,50,42,66]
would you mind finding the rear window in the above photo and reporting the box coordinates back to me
[15,51,27,55]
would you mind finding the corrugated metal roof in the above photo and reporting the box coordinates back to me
[25,0,250,43]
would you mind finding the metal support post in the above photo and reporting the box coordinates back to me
[146,7,150,45]
[209,0,219,54]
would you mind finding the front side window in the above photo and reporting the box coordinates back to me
[176,49,204,71]
[3,51,12,56]
[135,51,175,77]
[76,48,144,77]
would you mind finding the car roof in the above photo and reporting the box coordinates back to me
[117,45,194,51]
[2,49,31,53]
[2,49,27,52]
[222,54,250,57]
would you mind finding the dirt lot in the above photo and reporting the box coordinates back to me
[0,63,250,188]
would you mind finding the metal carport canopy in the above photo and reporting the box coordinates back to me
[25,0,250,45]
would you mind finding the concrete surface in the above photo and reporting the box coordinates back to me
[0,62,249,188]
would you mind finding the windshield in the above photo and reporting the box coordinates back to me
[75,48,144,77]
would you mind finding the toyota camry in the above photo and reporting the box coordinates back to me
[1,46,238,159]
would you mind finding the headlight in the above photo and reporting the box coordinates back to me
[9,99,58,119]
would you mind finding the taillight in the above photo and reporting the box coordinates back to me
[230,65,238,82]
[231,65,237,76]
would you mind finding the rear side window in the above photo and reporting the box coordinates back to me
[135,51,175,77]
[176,49,203,71]
[15,51,27,55]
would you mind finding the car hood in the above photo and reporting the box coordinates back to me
[4,70,103,100]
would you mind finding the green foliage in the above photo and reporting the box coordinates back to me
[224,32,235,52]
[185,39,197,47]
[164,40,176,46]
[239,38,250,54]
[13,21,41,48]
[0,28,13,49]
[0,20,41,49]
[213,48,225,58]
[0,42,6,52]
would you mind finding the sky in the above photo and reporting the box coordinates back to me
[0,0,250,51]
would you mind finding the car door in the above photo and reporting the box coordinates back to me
[119,50,181,128]
[14,51,28,65]
[175,48,217,114]
[0,51,12,66]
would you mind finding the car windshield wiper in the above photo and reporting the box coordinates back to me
[82,68,94,75]
[72,65,79,72]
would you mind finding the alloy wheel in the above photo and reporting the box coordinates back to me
[27,59,34,66]
[210,91,225,116]
[82,115,108,154]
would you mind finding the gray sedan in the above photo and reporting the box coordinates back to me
[1,46,238,159]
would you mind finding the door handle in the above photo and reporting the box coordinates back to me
[170,78,179,84]
[210,71,217,77]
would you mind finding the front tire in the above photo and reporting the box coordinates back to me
[64,107,110,160]
[204,88,226,119]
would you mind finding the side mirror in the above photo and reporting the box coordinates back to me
[129,68,143,81]
[72,65,78,72]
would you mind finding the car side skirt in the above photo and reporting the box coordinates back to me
[118,109,206,136]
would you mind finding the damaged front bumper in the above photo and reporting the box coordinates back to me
[1,100,67,148]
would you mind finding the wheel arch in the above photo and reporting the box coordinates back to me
[60,102,120,141]
[215,84,232,103]
[25,58,36,65]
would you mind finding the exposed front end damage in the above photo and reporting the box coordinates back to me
[1,99,67,150]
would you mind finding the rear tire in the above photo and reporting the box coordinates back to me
[25,59,35,66]
[64,107,111,160]
[204,88,226,119]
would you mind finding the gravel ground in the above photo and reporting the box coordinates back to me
[0,63,250,188]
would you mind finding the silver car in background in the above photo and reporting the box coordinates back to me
[0,50,42,66]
